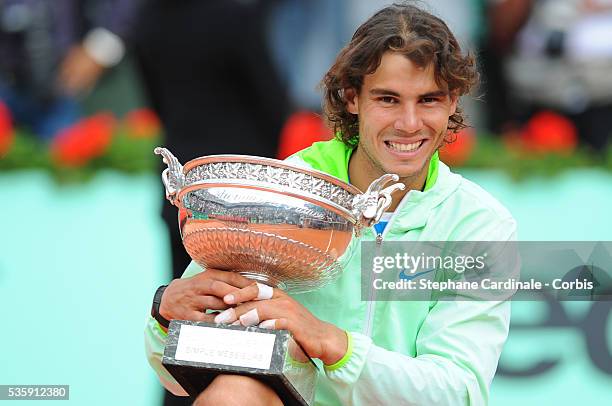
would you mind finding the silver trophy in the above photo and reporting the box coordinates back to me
[155,147,404,405]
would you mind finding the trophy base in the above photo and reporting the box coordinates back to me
[162,320,318,406]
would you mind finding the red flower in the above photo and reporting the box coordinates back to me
[439,128,476,167]
[0,101,15,157]
[51,113,116,167]
[124,108,161,139]
[520,111,577,154]
[277,111,333,159]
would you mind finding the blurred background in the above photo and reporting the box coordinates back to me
[0,0,610,405]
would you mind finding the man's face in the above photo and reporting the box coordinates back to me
[347,52,458,185]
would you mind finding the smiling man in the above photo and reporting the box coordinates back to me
[146,3,517,406]
[345,52,458,209]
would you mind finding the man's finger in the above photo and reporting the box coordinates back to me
[197,268,253,289]
[224,282,275,305]
[258,319,277,329]
[256,283,274,300]
[216,300,287,326]
[239,309,260,326]
[192,278,232,298]
[214,301,264,325]
[214,307,237,324]
[223,283,258,305]
[188,311,215,323]
[193,295,229,311]
[192,278,250,299]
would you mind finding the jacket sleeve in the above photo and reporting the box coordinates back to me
[326,300,509,405]
[325,216,517,406]
[144,261,205,396]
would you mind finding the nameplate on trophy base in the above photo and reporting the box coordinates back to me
[174,324,277,369]
[162,320,318,406]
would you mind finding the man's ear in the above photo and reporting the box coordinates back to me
[345,88,359,114]
[449,91,459,116]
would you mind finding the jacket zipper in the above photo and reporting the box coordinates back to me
[364,225,389,337]
[363,192,413,337]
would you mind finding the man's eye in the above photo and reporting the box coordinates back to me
[379,97,397,104]
[422,97,439,104]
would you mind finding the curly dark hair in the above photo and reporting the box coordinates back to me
[321,3,479,147]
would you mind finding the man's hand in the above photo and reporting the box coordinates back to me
[215,283,348,366]
[159,269,253,325]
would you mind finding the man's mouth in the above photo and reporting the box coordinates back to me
[385,139,425,153]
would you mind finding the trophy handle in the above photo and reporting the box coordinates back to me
[351,174,405,235]
[154,147,185,206]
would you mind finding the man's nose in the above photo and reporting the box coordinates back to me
[394,104,423,133]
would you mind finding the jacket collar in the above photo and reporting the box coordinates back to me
[388,161,461,233]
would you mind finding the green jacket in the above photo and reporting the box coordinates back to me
[145,139,516,405]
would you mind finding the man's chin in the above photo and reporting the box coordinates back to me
[386,162,424,177]
[386,162,429,183]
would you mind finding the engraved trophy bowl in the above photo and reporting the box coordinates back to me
[155,147,405,293]
[155,147,404,405]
